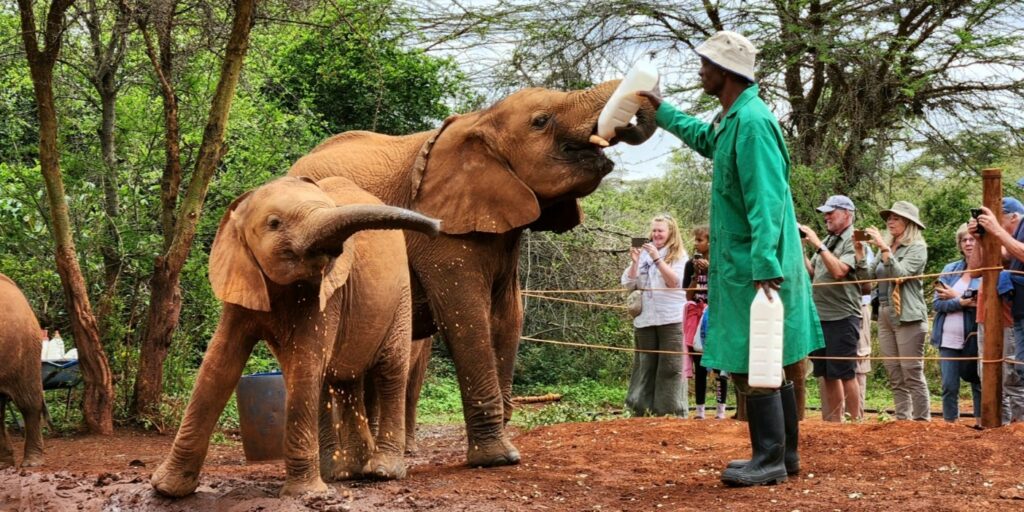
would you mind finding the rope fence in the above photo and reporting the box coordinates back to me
[518,265,1024,365]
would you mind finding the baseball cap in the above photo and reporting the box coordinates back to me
[816,195,856,213]
[695,31,758,83]
[1003,197,1024,215]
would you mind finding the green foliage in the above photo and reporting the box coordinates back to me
[266,0,480,137]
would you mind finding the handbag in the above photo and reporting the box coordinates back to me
[626,289,643,318]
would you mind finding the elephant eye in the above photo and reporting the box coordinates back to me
[267,215,282,230]
[531,113,551,129]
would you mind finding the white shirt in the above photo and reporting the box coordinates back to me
[940,277,969,350]
[621,247,689,328]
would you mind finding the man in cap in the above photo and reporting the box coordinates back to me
[969,196,1024,422]
[639,31,823,487]
[799,195,865,422]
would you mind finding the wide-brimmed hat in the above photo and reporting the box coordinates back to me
[879,200,925,229]
[695,31,757,83]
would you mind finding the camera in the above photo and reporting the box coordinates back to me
[799,229,807,239]
[962,288,978,300]
[631,237,650,248]
[971,208,986,236]
[853,229,871,242]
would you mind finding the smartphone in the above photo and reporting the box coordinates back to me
[971,208,986,236]
[631,237,649,248]
[962,288,978,299]
[853,229,871,242]
[799,229,807,239]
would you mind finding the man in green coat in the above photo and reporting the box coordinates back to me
[639,31,824,487]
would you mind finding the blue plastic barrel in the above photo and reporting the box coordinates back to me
[236,371,286,462]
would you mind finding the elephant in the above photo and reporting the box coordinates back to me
[150,176,440,497]
[289,81,658,467]
[0,273,46,469]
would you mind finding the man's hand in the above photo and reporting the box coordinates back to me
[636,90,662,109]
[798,224,821,248]
[975,206,1008,239]
[754,278,784,302]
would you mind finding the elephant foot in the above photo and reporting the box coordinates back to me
[404,436,418,455]
[0,457,15,470]
[20,453,43,468]
[328,453,368,481]
[151,460,201,498]
[362,452,406,480]
[280,477,328,497]
[466,435,520,468]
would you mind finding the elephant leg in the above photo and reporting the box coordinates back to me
[362,317,410,480]
[151,315,257,498]
[492,280,523,427]
[318,386,341,481]
[405,337,432,454]
[330,379,375,480]
[13,388,44,467]
[0,398,13,469]
[278,350,331,497]
[425,281,518,467]
[364,375,380,438]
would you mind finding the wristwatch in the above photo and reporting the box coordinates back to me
[816,243,828,254]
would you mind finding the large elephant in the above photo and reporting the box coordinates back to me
[0,273,46,469]
[150,176,440,497]
[290,82,658,466]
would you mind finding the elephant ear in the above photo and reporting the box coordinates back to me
[319,240,356,311]
[411,114,540,234]
[529,199,585,233]
[208,192,271,312]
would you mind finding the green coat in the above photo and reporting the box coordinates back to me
[655,85,824,374]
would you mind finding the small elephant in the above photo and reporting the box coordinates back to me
[150,176,440,497]
[0,273,46,469]
[290,81,658,466]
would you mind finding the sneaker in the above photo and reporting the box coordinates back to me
[695,405,706,419]
[716,404,727,420]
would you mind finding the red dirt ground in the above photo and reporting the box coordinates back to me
[2,417,1024,511]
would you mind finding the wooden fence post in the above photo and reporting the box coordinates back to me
[981,168,1004,428]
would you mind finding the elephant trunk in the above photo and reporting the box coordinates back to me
[578,79,659,146]
[302,205,441,256]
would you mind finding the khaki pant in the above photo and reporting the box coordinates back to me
[856,303,873,416]
[877,306,930,420]
[626,323,688,417]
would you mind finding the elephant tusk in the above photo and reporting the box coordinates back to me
[589,134,610,147]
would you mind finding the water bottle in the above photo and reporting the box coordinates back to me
[40,329,50,360]
[48,330,65,360]
[596,60,659,140]
[748,288,784,388]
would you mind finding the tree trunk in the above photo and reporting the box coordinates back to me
[131,0,257,418]
[96,72,122,335]
[18,0,115,435]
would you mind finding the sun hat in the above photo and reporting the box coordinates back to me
[879,201,925,229]
[816,195,856,213]
[695,31,757,83]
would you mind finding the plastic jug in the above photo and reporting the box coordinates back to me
[63,348,78,360]
[47,330,65,360]
[748,288,784,388]
[596,60,659,140]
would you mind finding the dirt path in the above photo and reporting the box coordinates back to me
[2,418,1023,511]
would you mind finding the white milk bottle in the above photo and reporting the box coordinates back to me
[48,330,65,360]
[596,60,659,141]
[748,288,784,388]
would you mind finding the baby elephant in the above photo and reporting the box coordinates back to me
[151,176,439,497]
[0,274,46,469]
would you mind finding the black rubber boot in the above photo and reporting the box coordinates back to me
[720,390,788,487]
[726,380,800,474]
